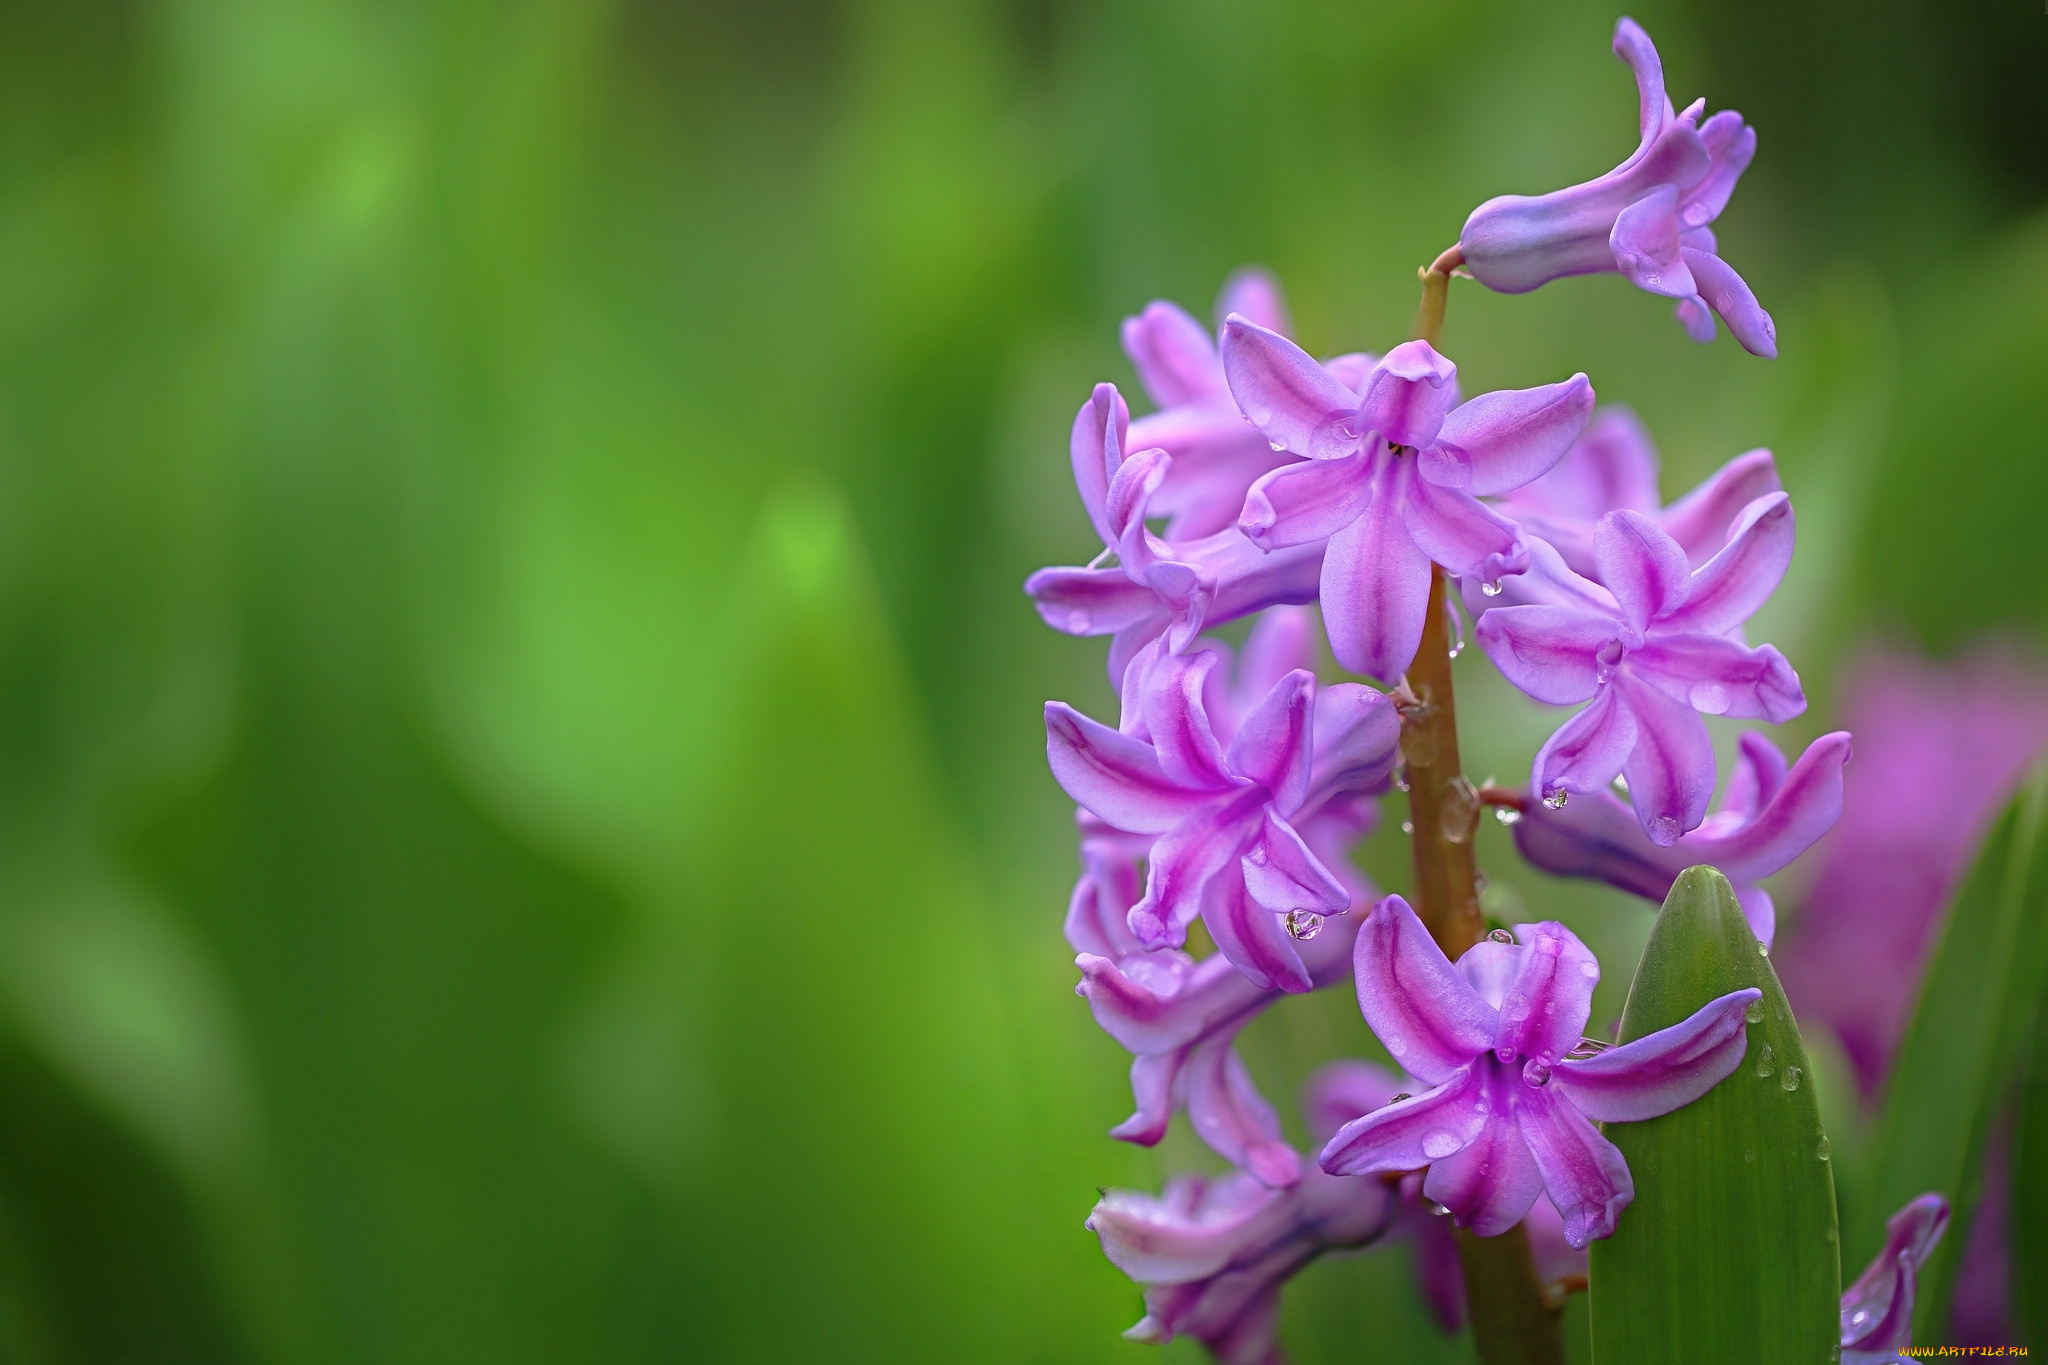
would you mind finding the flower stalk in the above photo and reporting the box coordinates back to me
[1402,260,1564,1365]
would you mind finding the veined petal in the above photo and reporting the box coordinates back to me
[1657,448,1781,566]
[1423,1072,1545,1236]
[1402,476,1530,583]
[1045,701,1210,833]
[1551,988,1758,1121]
[1241,807,1348,914]
[1686,110,1756,228]
[1106,446,1174,574]
[1473,605,1613,705]
[1318,1065,1487,1176]
[1225,670,1315,808]
[1683,247,1776,357]
[1629,634,1805,722]
[1184,1032,1303,1187]
[1612,17,1670,150]
[1142,648,1238,790]
[1233,606,1317,718]
[1122,300,1225,407]
[1066,839,1147,958]
[1494,921,1600,1064]
[1239,448,1375,550]
[1428,373,1595,496]
[1660,491,1794,637]
[1111,1050,1180,1146]
[1087,1172,1284,1284]
[1301,684,1400,813]
[1321,460,1433,682]
[1702,731,1849,879]
[1216,266,1293,337]
[1220,316,1364,460]
[1353,895,1498,1084]
[1302,1059,1405,1147]
[1840,1193,1949,1354]
[1595,509,1691,635]
[1025,565,1165,637]
[1609,185,1697,299]
[1736,886,1777,950]
[1510,405,1661,523]
[1533,684,1639,801]
[1075,949,1265,1058]
[1515,1085,1634,1247]
[1071,383,1130,545]
[1674,296,1716,343]
[1614,670,1716,844]
[1202,863,1314,995]
[1129,786,1270,948]
[1357,341,1459,450]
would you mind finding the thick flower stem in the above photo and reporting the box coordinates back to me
[1399,253,1564,1365]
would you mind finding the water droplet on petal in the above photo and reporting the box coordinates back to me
[1578,959,1599,978]
[1494,806,1522,826]
[1481,579,1505,598]
[1816,1137,1831,1161]
[1246,845,1269,867]
[1488,928,1514,945]
[1284,909,1324,941]
[1746,999,1765,1024]
[1544,790,1569,810]
[1611,774,1629,794]
[1065,609,1091,632]
[1754,1042,1775,1078]
[1522,1058,1552,1087]
[1421,1129,1462,1160]
[1269,440,1287,452]
[1386,1038,1407,1058]
[1387,1093,1411,1106]
[1780,1066,1802,1092]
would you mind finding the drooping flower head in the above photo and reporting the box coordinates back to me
[1320,896,1758,1247]
[1221,318,1593,681]
[1839,1194,1949,1364]
[1474,498,1805,844]
[1458,17,1775,356]
[1088,1060,1410,1364]
[1510,729,1852,946]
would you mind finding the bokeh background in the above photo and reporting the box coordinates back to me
[0,0,2041,1360]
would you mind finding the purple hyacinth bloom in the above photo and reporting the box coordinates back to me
[1511,729,1852,947]
[1070,815,1365,1186]
[1026,383,1324,682]
[1492,406,1782,580]
[1775,643,2048,1098]
[1221,318,1593,682]
[1087,1062,1408,1364]
[1121,270,1303,539]
[1474,498,1805,844]
[1840,1194,1949,1364]
[1045,632,1399,991]
[1320,896,1758,1247]
[1458,18,1776,356]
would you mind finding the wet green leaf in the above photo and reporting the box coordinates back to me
[1589,866,1839,1364]
[1854,766,2048,1340]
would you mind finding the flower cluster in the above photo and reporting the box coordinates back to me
[1025,14,1977,1361]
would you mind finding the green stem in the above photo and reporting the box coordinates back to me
[1399,247,1564,1365]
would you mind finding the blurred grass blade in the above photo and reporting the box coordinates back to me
[2017,986,2048,1347]
[1856,765,2048,1341]
[1589,866,1839,1364]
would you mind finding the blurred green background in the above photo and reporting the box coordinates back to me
[0,0,2040,1360]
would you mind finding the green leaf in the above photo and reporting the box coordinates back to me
[1589,866,1839,1364]
[1854,765,2048,1340]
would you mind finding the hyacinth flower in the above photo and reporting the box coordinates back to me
[1221,318,1593,681]
[1507,729,1852,947]
[1320,897,1758,1247]
[1457,18,1775,356]
[1120,269,1304,538]
[1045,640,1399,991]
[1026,382,1324,682]
[1474,497,1805,843]
[1839,1194,1949,1364]
[1489,405,1782,580]
[1069,818,1364,1185]
[1087,1061,1414,1363]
